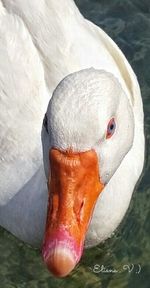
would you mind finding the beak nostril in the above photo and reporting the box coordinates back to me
[74,199,85,222]
[48,194,59,223]
[80,201,84,211]
[79,200,85,220]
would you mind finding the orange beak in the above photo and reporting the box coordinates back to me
[42,148,104,277]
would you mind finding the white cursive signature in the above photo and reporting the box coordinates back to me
[90,264,142,274]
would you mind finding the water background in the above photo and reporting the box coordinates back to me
[0,0,149,287]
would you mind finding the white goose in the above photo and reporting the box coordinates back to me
[0,0,145,278]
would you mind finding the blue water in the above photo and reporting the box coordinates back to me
[0,0,149,287]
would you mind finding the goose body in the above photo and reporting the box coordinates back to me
[0,0,144,277]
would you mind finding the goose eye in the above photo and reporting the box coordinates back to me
[106,118,116,139]
[43,114,48,133]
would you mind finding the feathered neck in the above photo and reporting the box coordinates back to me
[2,0,83,91]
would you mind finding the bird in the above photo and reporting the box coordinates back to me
[0,0,145,278]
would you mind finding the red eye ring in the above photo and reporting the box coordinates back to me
[106,118,116,139]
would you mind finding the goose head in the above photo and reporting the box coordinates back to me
[41,68,134,277]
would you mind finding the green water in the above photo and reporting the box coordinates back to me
[0,0,149,287]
